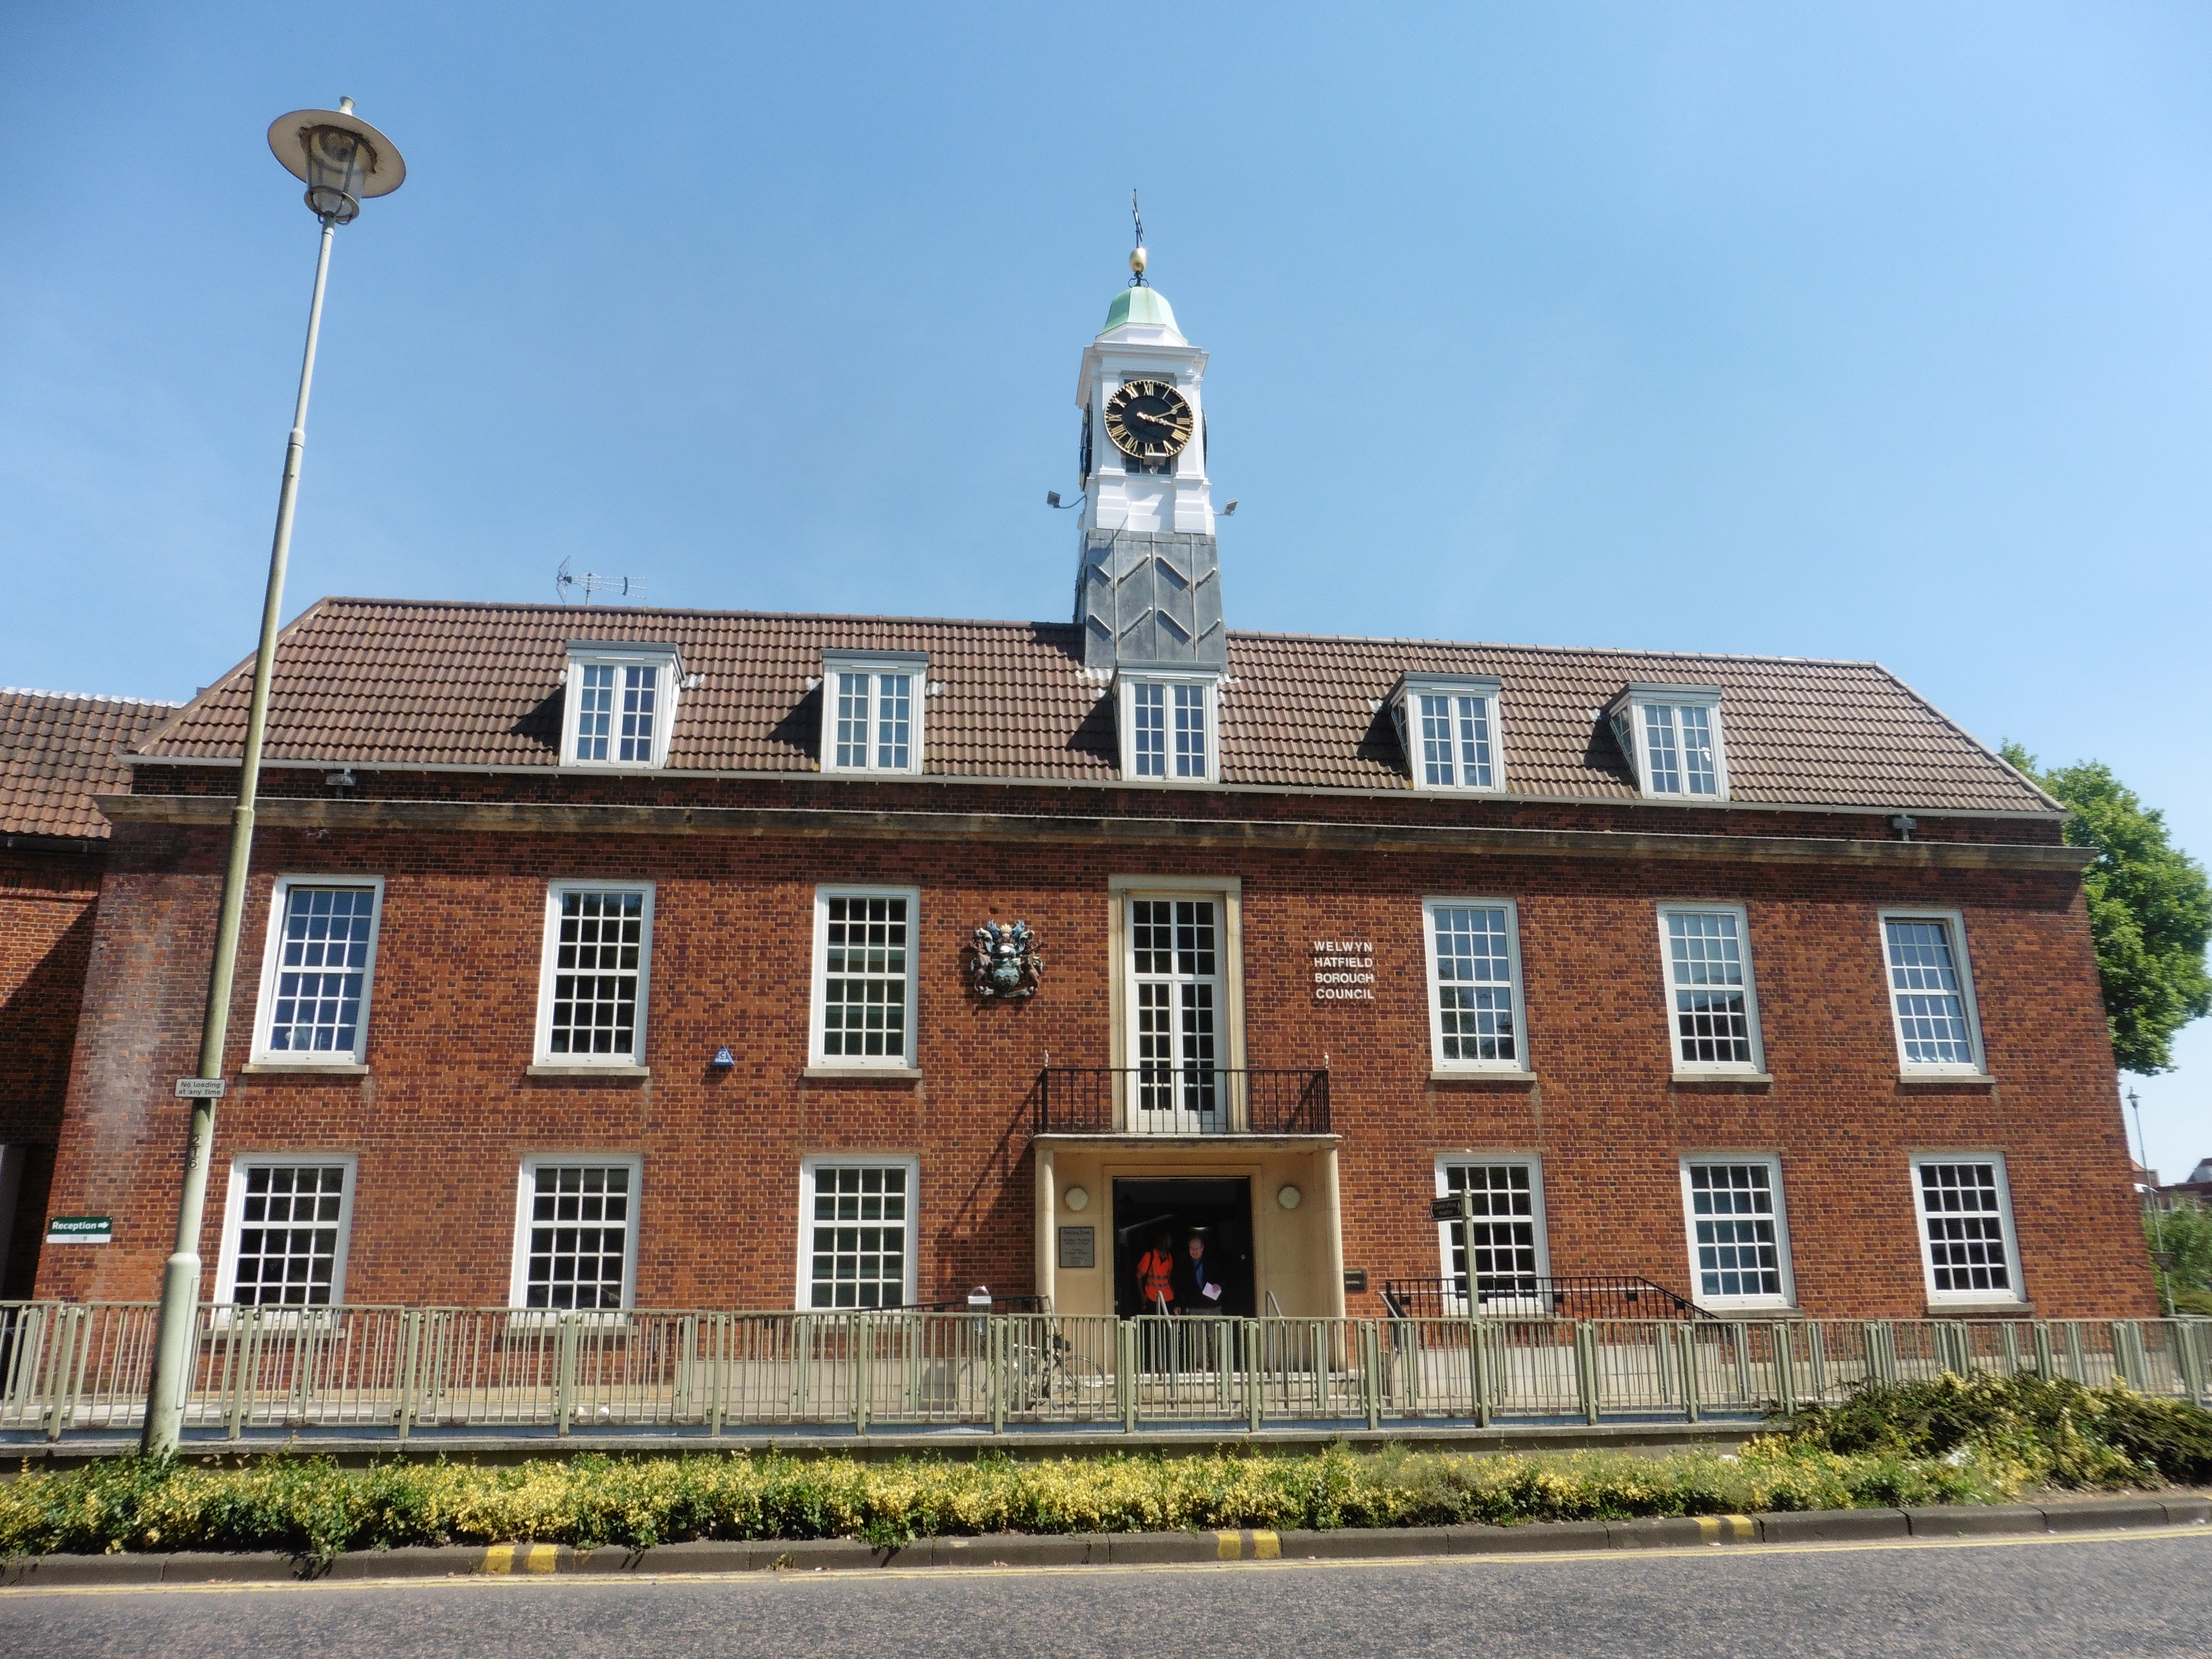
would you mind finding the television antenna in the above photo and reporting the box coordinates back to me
[555,556,648,606]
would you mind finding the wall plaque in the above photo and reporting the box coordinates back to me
[1057,1225,1096,1269]
[1311,938,1376,1002]
[1343,1267,1369,1294]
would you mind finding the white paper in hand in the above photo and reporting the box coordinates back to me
[1202,1282,1223,1301]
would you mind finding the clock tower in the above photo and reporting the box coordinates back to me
[1071,239,1226,673]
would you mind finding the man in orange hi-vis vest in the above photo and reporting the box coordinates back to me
[1136,1231,1176,1313]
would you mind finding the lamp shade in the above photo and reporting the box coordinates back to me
[267,106,406,222]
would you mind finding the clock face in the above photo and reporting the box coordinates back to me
[1104,379,1196,462]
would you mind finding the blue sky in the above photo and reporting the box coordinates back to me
[2,3,2207,1175]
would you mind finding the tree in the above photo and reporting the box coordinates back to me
[2143,1200,2212,1317]
[1999,743,2203,1070]
[2001,745,2212,1075]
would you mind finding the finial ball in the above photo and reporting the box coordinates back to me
[1130,245,1148,276]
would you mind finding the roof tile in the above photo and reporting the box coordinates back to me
[1,689,181,839]
[133,599,2051,814]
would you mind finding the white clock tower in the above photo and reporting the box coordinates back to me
[1071,239,1226,673]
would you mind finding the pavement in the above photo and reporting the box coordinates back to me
[2,1523,2206,1657]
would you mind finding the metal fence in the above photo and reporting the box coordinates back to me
[1,1302,2204,1444]
[1031,1068,1332,1135]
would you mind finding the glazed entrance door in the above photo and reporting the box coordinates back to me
[1126,896,1224,1134]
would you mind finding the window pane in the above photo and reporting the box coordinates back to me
[1417,694,1457,787]
[1441,1163,1539,1304]
[807,1165,909,1309]
[575,664,614,762]
[268,886,376,1055]
[1129,899,1222,1123]
[618,664,658,763]
[230,1164,347,1306]
[1453,695,1494,789]
[1131,682,1166,777]
[1642,704,1682,793]
[524,1164,632,1310]
[1172,684,1207,778]
[1431,904,1517,1062]
[834,671,872,769]
[549,890,645,1056]
[1665,910,1753,1065]
[1687,1163,1782,1298]
[1886,919,1976,1065]
[1918,1162,2013,1295]
[821,894,910,1059]
[876,674,912,770]
[1678,704,1718,794]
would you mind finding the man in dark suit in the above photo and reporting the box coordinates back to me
[1173,1232,1226,1314]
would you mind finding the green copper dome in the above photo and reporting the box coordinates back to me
[1101,285,1179,335]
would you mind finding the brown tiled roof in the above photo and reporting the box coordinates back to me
[135,598,2053,814]
[2,689,181,840]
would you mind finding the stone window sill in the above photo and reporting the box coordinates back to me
[240,1061,369,1077]
[1927,1301,2033,1318]
[527,1064,650,1080]
[1897,1074,1996,1091]
[1428,1070,1538,1088]
[803,1066,923,1083]
[1671,1071,1774,1090]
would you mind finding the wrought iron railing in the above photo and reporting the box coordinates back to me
[0,1301,2205,1443]
[1031,1067,1331,1136]
[1382,1275,1708,1321]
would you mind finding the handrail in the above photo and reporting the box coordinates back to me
[1382,1275,1711,1321]
[0,1301,2204,1443]
[1032,1066,1331,1136]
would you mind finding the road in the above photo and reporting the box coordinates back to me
[3,1528,2207,1658]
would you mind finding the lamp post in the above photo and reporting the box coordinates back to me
[2128,1086,2174,1319]
[141,99,406,1457]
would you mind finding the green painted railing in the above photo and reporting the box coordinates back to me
[0,1302,2205,1443]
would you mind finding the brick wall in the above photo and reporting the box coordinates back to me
[34,816,2153,1319]
[0,846,105,1297]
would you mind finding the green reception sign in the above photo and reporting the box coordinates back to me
[46,1215,113,1245]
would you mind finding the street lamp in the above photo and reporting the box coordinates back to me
[141,98,406,1457]
[2128,1086,2174,1318]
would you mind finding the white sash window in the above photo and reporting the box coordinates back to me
[1126,895,1224,1132]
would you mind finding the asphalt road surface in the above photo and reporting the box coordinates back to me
[3,1528,2207,1658]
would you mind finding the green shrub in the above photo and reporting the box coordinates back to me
[3,1374,2203,1559]
[1779,1373,2212,1487]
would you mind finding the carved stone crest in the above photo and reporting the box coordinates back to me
[968,920,1043,1000]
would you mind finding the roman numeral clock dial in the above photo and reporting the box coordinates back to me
[1104,379,1196,464]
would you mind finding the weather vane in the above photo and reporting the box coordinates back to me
[1129,190,1148,287]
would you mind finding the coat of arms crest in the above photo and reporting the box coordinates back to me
[967,920,1043,1000]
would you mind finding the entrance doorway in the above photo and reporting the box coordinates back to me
[1111,1177,1255,1317]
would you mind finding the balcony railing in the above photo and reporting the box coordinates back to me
[1031,1067,1332,1136]
[1382,1275,1708,1322]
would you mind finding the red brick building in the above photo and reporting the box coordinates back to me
[23,278,2156,1324]
[0,688,178,1298]
[22,595,2153,1323]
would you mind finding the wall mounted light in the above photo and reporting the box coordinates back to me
[1063,1186,1090,1212]
[1278,1185,1302,1210]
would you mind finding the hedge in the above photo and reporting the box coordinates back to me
[1,1375,2202,1560]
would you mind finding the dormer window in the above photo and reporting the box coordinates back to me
[1391,675,1503,793]
[1609,684,1727,800]
[563,643,681,769]
[821,652,927,776]
[1117,671,1218,784]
